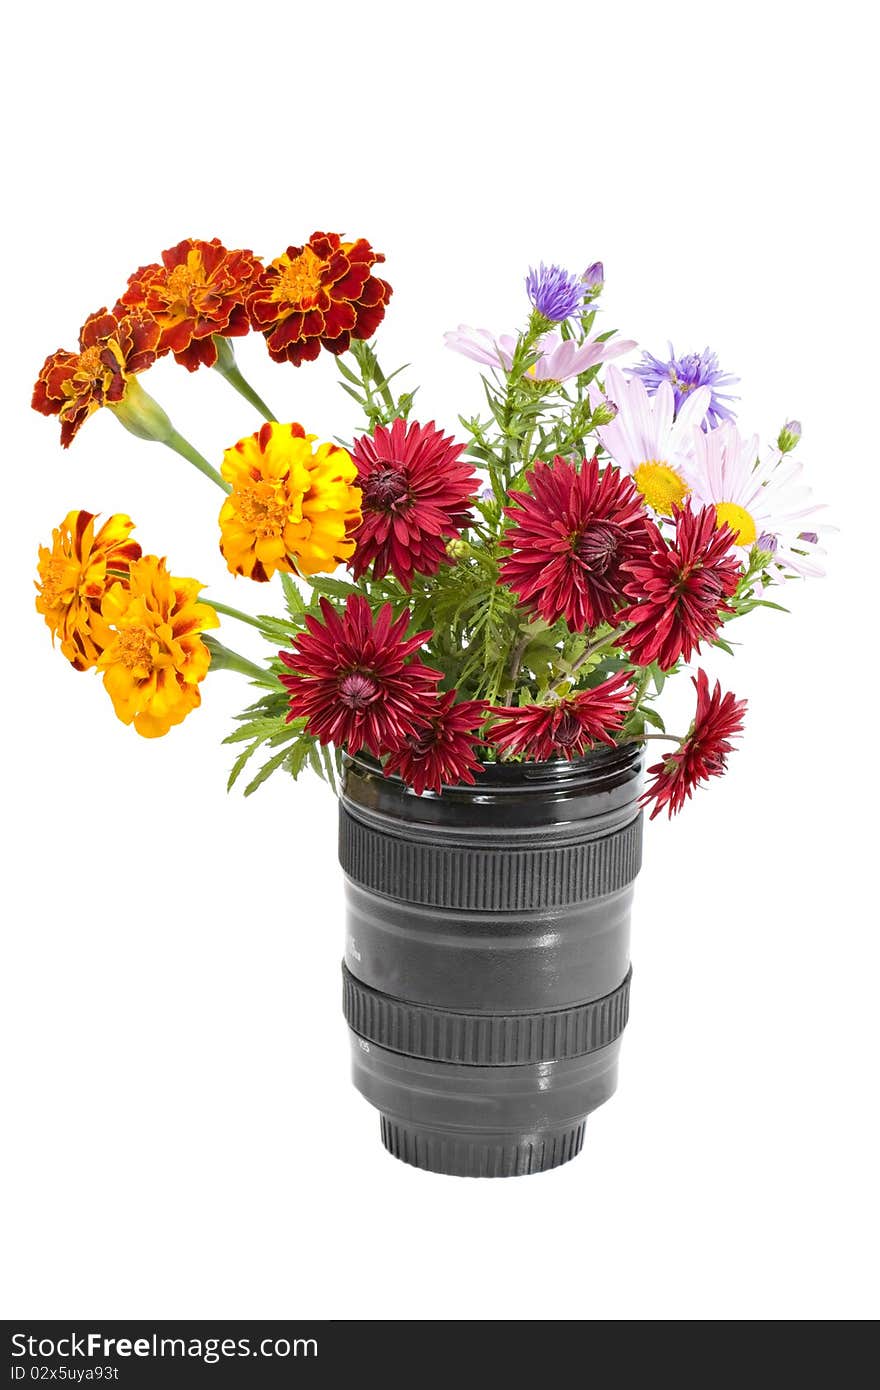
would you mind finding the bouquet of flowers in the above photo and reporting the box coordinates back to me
[32,232,828,818]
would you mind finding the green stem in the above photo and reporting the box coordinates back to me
[370,354,396,413]
[206,599,267,630]
[211,335,277,421]
[502,629,532,703]
[623,732,684,744]
[214,370,277,426]
[165,431,230,492]
[203,637,275,685]
[545,628,623,699]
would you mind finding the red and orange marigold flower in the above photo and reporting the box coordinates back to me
[278,595,441,757]
[119,237,262,371]
[248,232,392,366]
[350,418,478,589]
[618,504,742,670]
[35,510,142,670]
[642,669,747,819]
[383,691,488,794]
[32,308,160,447]
[489,672,636,761]
[500,456,651,632]
[219,422,362,582]
[97,555,218,739]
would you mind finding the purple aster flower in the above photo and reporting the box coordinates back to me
[525,263,585,322]
[632,344,740,430]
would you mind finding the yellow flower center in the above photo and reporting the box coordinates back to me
[714,502,757,546]
[276,246,324,303]
[164,261,203,308]
[39,556,74,608]
[116,625,154,674]
[235,483,294,536]
[632,460,690,516]
[76,344,105,382]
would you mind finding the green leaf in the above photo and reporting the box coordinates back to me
[244,744,296,797]
[280,572,305,617]
[640,706,666,732]
[227,739,263,791]
[308,576,362,601]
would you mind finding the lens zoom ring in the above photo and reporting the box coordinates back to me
[339,807,642,909]
[343,963,631,1066]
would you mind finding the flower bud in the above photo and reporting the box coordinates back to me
[582,261,604,297]
[777,419,802,453]
[446,537,473,560]
[591,396,618,427]
[107,376,174,443]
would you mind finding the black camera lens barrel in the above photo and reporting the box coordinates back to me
[339,746,644,1178]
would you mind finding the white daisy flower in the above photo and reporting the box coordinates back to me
[685,421,829,578]
[595,364,711,516]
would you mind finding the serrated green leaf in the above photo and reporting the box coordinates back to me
[243,744,296,797]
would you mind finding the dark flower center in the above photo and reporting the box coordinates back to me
[406,724,439,758]
[363,464,409,511]
[339,671,381,710]
[552,710,583,747]
[575,521,623,574]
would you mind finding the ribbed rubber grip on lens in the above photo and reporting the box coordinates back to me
[343,963,631,1065]
[339,807,643,910]
[379,1117,587,1177]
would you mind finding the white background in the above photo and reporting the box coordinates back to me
[2,0,877,1322]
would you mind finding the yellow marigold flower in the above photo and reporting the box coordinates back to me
[219,421,362,582]
[97,555,218,738]
[35,510,141,671]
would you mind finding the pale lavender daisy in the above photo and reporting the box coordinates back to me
[686,421,829,577]
[632,344,740,429]
[444,327,636,383]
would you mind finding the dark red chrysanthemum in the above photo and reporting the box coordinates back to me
[488,672,636,761]
[278,595,441,757]
[618,504,741,670]
[349,418,478,588]
[642,668,747,819]
[383,690,488,795]
[248,231,392,366]
[499,455,651,631]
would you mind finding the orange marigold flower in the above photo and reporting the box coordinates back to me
[119,237,263,371]
[219,422,362,582]
[35,510,141,671]
[248,232,392,366]
[32,308,160,447]
[97,555,219,738]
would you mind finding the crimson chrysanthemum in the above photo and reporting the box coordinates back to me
[248,232,392,366]
[618,504,741,670]
[642,668,747,819]
[489,672,636,761]
[500,456,651,631]
[383,691,488,795]
[119,237,262,371]
[349,418,478,588]
[278,595,441,756]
